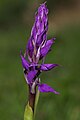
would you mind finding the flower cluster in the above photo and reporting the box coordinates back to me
[20,2,59,94]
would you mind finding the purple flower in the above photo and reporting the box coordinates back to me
[20,2,59,95]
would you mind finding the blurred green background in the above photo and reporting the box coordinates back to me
[0,0,80,120]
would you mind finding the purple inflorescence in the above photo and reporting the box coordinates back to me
[20,2,59,94]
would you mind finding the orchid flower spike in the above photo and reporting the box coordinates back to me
[20,2,59,112]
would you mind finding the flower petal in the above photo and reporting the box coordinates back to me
[40,38,56,59]
[40,64,59,71]
[27,36,34,61]
[36,29,47,47]
[38,83,59,94]
[20,54,29,70]
[27,70,38,84]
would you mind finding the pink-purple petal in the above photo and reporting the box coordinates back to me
[20,54,29,70]
[27,70,38,83]
[40,64,59,71]
[40,38,55,59]
[38,83,59,94]
[27,36,34,60]
[36,29,47,47]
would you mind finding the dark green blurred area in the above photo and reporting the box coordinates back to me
[0,0,80,120]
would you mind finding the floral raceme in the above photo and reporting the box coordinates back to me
[20,2,59,95]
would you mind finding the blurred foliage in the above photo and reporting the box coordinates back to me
[47,0,75,9]
[0,0,28,25]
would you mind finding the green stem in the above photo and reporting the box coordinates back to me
[34,90,40,118]
[28,85,36,113]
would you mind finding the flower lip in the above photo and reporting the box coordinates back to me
[38,83,60,94]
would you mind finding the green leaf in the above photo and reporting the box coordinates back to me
[24,102,33,120]
[34,90,40,118]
